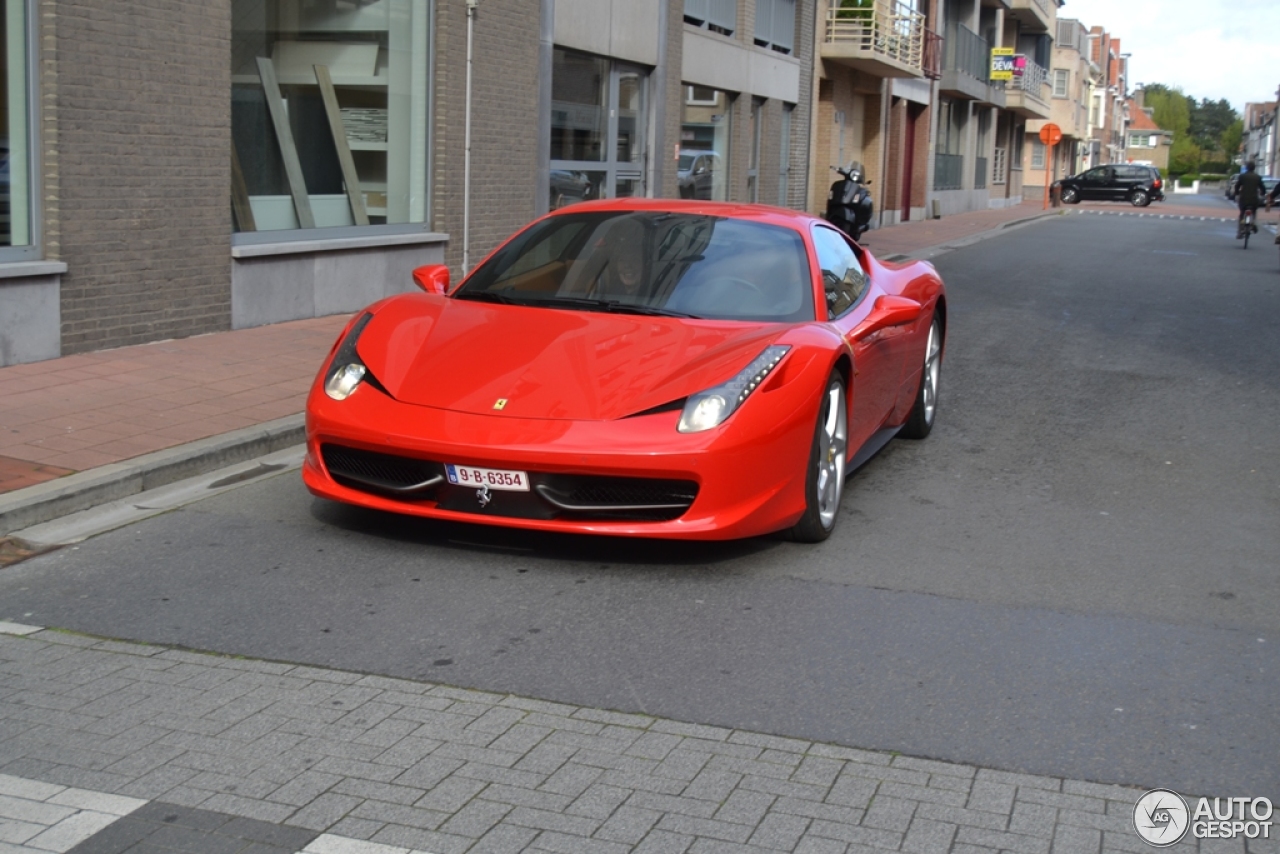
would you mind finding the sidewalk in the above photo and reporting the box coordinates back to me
[0,196,1240,536]
[0,623,1180,854]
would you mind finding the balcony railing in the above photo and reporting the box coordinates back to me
[923,28,942,79]
[1013,59,1047,94]
[944,23,989,82]
[934,153,963,190]
[824,0,928,74]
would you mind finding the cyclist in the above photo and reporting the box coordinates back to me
[1236,161,1264,238]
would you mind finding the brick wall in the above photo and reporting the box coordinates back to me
[433,1,542,279]
[53,0,232,354]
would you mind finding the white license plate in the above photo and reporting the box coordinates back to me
[444,464,530,491]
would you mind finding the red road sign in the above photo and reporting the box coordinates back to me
[1039,123,1062,146]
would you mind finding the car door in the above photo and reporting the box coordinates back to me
[812,225,902,454]
[1074,166,1105,201]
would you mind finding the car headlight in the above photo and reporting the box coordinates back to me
[324,313,374,401]
[677,345,789,433]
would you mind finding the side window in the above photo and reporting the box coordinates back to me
[1082,167,1106,182]
[812,226,868,319]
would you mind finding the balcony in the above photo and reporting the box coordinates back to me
[1008,0,1052,32]
[939,23,1004,107]
[999,59,1050,118]
[822,0,930,79]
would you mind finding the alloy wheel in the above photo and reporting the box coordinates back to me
[815,381,848,528]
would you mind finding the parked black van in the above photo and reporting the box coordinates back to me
[1055,165,1164,207]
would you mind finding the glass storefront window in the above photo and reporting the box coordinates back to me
[680,85,732,201]
[549,48,647,208]
[231,0,430,233]
[1,0,31,251]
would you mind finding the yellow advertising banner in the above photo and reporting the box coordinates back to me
[991,47,1014,81]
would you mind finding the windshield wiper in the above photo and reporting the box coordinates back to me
[529,296,701,319]
[453,291,521,305]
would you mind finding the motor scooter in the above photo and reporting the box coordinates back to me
[824,162,873,242]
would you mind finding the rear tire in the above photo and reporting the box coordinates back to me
[787,371,848,543]
[1130,189,1150,207]
[899,314,943,440]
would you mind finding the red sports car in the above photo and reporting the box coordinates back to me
[303,199,945,541]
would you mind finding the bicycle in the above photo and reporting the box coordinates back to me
[1238,206,1258,248]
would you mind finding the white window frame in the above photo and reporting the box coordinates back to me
[1052,69,1069,99]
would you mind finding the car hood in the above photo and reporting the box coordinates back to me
[355,295,789,420]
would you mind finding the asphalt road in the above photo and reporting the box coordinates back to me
[2,210,1277,798]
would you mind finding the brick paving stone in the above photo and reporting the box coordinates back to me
[975,770,1062,792]
[655,812,755,844]
[532,829,632,853]
[595,805,663,844]
[863,796,918,832]
[1018,789,1107,813]
[1009,802,1059,837]
[633,829,696,853]
[747,812,813,850]
[566,783,632,819]
[967,781,1017,815]
[478,782,574,813]
[714,789,776,828]
[806,819,901,850]
[468,822,539,854]
[901,818,957,854]
[793,837,849,854]
[956,825,1053,854]
[1053,823,1103,854]
[437,799,511,839]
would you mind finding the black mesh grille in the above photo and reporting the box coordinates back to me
[554,479,697,507]
[321,444,441,491]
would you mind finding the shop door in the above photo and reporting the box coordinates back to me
[549,51,648,208]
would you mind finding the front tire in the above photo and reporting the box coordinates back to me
[1130,189,1150,207]
[787,371,848,543]
[1060,186,1079,204]
[899,314,943,440]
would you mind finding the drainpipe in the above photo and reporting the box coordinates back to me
[463,0,479,275]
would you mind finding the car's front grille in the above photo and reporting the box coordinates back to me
[321,444,444,494]
[320,443,697,522]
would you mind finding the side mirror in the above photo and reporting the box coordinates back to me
[412,264,450,295]
[850,295,922,341]
[865,179,872,185]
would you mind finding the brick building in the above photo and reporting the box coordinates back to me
[0,0,815,366]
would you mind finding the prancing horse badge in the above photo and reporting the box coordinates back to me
[493,398,508,410]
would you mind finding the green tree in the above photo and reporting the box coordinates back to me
[1189,98,1237,152]
[1220,119,1244,163]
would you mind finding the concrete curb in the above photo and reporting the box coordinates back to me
[878,210,1062,263]
[0,414,305,536]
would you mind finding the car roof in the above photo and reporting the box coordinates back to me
[544,197,821,231]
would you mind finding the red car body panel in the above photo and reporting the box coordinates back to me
[303,199,945,540]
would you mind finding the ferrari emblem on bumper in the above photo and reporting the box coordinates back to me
[476,485,492,507]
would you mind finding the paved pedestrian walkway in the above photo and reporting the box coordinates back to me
[1,624,1211,854]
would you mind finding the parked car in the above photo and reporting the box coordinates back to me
[1055,164,1164,207]
[304,199,947,542]
[677,150,721,200]
[1225,173,1278,202]
[549,170,593,209]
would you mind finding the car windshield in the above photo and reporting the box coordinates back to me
[457,211,815,323]
[677,153,696,170]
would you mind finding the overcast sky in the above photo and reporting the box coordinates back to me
[1057,0,1280,114]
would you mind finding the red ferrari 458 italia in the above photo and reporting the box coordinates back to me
[303,199,945,541]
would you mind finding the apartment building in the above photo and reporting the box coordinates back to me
[1,0,816,366]
[1243,100,1277,177]
[1023,17,1089,197]
[1123,89,1171,171]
